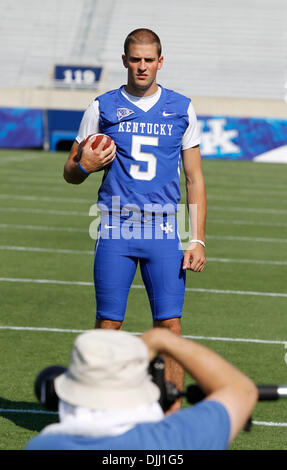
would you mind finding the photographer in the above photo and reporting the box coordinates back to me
[25,328,258,450]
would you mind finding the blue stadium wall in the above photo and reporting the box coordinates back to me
[0,108,43,148]
[0,107,286,161]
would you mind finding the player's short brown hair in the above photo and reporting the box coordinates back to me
[124,28,162,57]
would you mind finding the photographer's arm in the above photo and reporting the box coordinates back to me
[141,328,258,443]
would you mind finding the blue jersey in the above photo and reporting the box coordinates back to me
[96,86,193,214]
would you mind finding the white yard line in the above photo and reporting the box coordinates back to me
[251,421,287,427]
[208,218,287,228]
[207,194,287,204]
[209,205,287,215]
[1,222,287,244]
[208,187,287,197]
[0,155,41,164]
[207,234,287,244]
[0,245,93,254]
[0,408,58,415]
[1,245,287,266]
[0,277,286,298]
[2,207,287,229]
[0,223,87,233]
[0,193,94,204]
[0,207,89,216]
[0,193,287,214]
[0,325,286,345]
[207,257,287,266]
[0,406,283,426]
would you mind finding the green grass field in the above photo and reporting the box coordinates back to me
[1,149,287,450]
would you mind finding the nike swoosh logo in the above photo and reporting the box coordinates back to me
[162,111,176,117]
[104,225,117,229]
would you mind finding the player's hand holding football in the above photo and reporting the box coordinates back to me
[79,135,116,173]
[182,242,206,272]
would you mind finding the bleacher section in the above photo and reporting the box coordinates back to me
[0,0,286,160]
[101,0,287,100]
[0,0,286,100]
[0,0,111,88]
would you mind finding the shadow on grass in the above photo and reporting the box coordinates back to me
[0,397,58,432]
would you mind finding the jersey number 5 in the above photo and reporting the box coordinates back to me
[129,135,158,181]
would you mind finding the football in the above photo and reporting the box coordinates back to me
[80,133,112,150]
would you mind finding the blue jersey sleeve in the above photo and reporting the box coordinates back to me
[162,400,231,450]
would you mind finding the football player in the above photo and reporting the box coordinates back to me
[63,29,207,411]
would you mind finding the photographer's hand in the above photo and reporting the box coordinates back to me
[141,328,170,360]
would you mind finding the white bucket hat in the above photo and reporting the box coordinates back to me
[55,329,160,410]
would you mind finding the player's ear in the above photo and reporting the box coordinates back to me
[157,56,164,71]
[122,54,128,68]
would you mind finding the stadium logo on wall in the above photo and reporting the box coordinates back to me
[117,107,135,120]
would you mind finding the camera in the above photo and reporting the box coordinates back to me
[34,365,67,411]
[34,356,181,413]
[34,357,287,424]
[148,356,182,411]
